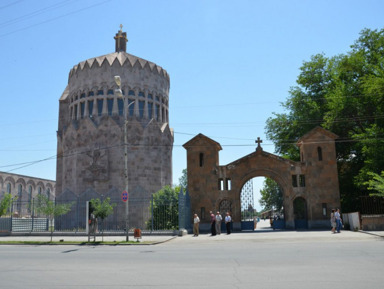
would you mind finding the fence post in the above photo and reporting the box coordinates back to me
[31,198,35,232]
[151,194,154,233]
[10,198,14,232]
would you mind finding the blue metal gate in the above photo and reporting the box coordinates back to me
[178,188,191,231]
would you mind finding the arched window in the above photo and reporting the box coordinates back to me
[107,99,114,116]
[317,147,323,161]
[139,101,145,118]
[80,102,85,118]
[46,188,51,200]
[28,185,32,200]
[38,187,42,195]
[97,99,104,116]
[128,100,135,116]
[6,183,11,194]
[88,100,94,117]
[18,184,22,196]
[148,102,153,119]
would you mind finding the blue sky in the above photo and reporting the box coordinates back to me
[0,0,383,210]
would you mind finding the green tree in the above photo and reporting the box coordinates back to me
[0,193,13,217]
[35,195,73,242]
[259,178,283,211]
[265,28,384,212]
[365,171,384,197]
[149,185,179,230]
[178,169,188,191]
[90,197,116,242]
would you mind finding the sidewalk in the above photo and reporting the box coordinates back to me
[0,233,177,244]
[1,229,383,245]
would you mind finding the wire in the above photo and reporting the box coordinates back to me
[2,133,383,174]
[0,0,74,28]
[0,0,24,10]
[0,0,112,38]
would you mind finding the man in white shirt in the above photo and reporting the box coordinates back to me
[225,212,232,234]
[193,214,200,236]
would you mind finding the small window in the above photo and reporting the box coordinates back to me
[107,89,114,95]
[138,91,145,97]
[38,187,42,195]
[322,203,327,216]
[299,175,306,187]
[199,153,204,167]
[292,175,298,187]
[218,179,224,190]
[97,90,104,96]
[201,207,205,220]
[148,94,153,99]
[317,147,323,161]
[88,91,94,97]
[226,178,232,190]
[155,96,160,102]
[80,93,86,99]
[128,90,135,96]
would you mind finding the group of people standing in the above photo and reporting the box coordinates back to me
[193,211,232,237]
[330,208,342,233]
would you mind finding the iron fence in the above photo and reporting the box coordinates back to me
[361,196,384,214]
[0,196,184,234]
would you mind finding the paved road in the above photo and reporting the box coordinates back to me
[1,230,383,289]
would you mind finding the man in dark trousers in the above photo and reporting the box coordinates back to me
[210,211,216,236]
[225,212,232,234]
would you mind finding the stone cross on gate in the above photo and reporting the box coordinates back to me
[255,137,263,151]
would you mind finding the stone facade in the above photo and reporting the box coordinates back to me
[184,127,340,230]
[56,28,173,227]
[0,171,55,216]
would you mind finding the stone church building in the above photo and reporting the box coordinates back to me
[56,28,173,228]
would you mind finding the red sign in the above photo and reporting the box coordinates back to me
[121,191,128,202]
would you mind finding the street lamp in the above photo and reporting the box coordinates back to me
[114,75,134,242]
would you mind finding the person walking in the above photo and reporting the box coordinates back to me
[210,211,216,236]
[335,208,342,233]
[330,209,336,233]
[193,214,200,237]
[215,211,222,235]
[225,212,232,234]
